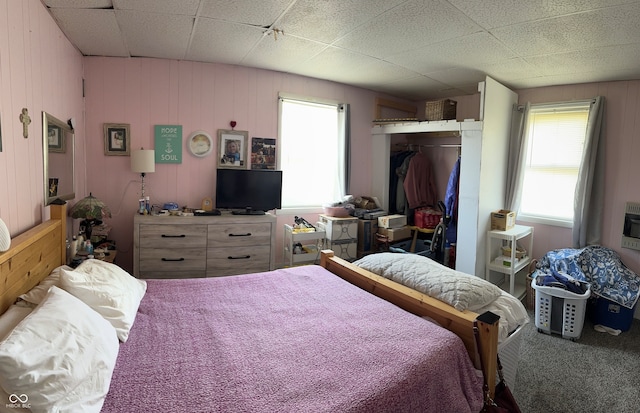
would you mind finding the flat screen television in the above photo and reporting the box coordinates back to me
[215,169,283,215]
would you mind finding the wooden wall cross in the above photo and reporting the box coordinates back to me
[19,108,31,139]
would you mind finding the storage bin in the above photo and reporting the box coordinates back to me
[587,296,637,332]
[532,276,591,340]
[378,214,407,229]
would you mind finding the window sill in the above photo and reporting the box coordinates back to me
[276,207,324,216]
[517,214,573,228]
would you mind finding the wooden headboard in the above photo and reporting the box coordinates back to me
[0,204,66,314]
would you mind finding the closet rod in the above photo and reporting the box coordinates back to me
[393,143,461,149]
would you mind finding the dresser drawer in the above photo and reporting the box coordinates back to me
[138,247,206,277]
[208,223,272,248]
[206,245,271,276]
[139,224,207,249]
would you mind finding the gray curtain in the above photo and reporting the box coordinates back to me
[573,96,605,247]
[505,102,530,211]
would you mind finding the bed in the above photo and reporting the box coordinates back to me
[0,204,515,413]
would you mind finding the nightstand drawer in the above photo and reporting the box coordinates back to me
[140,224,207,249]
[206,245,271,276]
[208,223,272,248]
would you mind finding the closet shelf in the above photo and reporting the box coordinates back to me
[372,120,482,135]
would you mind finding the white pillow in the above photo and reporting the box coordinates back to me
[18,265,70,305]
[0,286,119,413]
[0,305,32,341]
[60,259,147,342]
[353,253,503,311]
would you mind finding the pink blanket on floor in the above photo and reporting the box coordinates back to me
[102,265,483,413]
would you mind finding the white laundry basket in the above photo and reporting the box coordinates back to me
[532,277,591,341]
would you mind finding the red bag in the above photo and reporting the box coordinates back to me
[482,379,521,413]
[475,323,522,413]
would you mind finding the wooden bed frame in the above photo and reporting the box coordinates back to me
[0,203,498,398]
[320,251,499,397]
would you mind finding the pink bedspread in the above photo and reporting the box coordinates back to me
[102,265,483,413]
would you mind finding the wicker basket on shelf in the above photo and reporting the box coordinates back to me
[424,99,457,121]
[525,259,538,310]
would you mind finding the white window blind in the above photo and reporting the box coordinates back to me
[519,102,590,224]
[278,96,347,209]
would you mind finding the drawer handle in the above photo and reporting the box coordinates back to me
[162,234,186,238]
[229,233,251,237]
[161,257,185,262]
[227,255,250,260]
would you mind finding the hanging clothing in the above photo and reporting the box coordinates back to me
[389,151,414,215]
[402,152,438,209]
[444,156,460,244]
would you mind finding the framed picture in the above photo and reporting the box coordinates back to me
[47,124,64,153]
[104,123,130,156]
[217,129,248,168]
[48,178,59,197]
[187,130,213,157]
[251,137,277,170]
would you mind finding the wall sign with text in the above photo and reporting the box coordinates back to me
[154,125,182,164]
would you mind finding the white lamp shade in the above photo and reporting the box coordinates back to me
[131,149,156,174]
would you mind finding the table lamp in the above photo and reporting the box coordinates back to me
[69,193,112,243]
[131,148,155,199]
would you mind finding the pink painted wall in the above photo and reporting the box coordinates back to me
[83,57,387,272]
[0,0,84,240]
[516,81,640,272]
[4,1,640,288]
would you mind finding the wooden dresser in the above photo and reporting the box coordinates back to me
[133,213,276,278]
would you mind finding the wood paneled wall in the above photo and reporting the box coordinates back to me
[0,0,84,239]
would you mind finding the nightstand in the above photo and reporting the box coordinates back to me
[99,250,117,264]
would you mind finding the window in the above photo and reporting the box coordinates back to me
[278,95,349,210]
[518,102,590,226]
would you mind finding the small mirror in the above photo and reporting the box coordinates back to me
[43,112,74,205]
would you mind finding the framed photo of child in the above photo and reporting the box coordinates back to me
[217,129,248,169]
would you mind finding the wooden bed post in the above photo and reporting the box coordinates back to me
[49,202,67,266]
[475,311,500,398]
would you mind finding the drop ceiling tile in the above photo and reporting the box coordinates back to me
[241,35,328,73]
[386,32,517,75]
[476,57,544,83]
[510,67,640,90]
[116,10,194,60]
[187,18,264,64]
[372,75,460,101]
[199,0,292,26]
[113,0,200,16]
[526,43,640,76]
[425,66,488,89]
[279,0,405,44]
[448,0,637,29]
[335,0,483,58]
[49,8,128,56]
[44,0,112,8]
[292,46,419,89]
[491,3,640,57]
